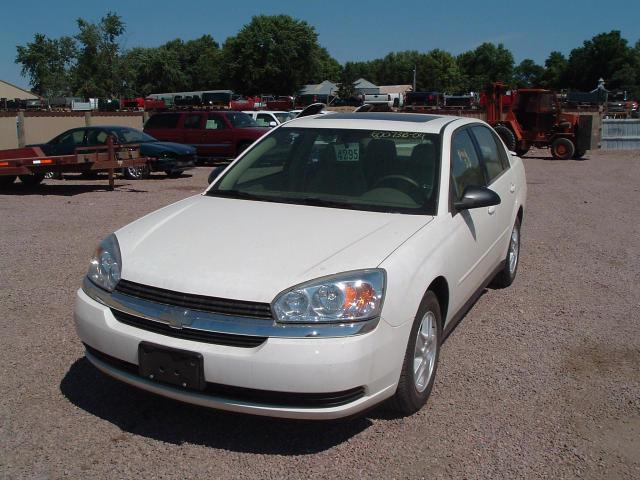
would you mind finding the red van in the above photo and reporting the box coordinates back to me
[144,111,269,163]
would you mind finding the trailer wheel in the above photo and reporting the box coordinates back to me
[19,173,45,186]
[551,138,575,160]
[0,175,17,187]
[494,125,516,151]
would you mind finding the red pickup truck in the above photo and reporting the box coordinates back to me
[144,111,269,163]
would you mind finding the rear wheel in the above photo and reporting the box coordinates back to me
[389,291,442,415]
[123,165,150,180]
[0,175,17,187]
[551,138,575,160]
[494,125,516,151]
[19,173,45,186]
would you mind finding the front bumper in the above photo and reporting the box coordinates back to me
[150,155,195,172]
[74,287,403,419]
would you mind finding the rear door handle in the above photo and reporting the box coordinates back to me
[488,206,496,215]
[510,183,516,193]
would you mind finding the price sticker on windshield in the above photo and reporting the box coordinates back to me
[334,143,360,162]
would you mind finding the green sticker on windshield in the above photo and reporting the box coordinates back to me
[334,143,360,162]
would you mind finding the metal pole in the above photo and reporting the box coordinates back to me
[413,66,417,92]
[107,135,115,191]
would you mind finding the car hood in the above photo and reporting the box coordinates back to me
[116,195,432,303]
[139,142,195,156]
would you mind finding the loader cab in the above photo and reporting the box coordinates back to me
[513,90,558,139]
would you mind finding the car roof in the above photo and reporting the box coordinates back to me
[285,112,480,133]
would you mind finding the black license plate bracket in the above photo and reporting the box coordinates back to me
[138,342,205,391]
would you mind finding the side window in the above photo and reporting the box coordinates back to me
[471,126,508,182]
[86,129,109,145]
[145,114,179,129]
[183,114,202,129]
[205,114,227,130]
[450,129,485,199]
[58,129,85,146]
[256,113,272,127]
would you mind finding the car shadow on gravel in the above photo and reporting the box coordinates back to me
[60,358,372,454]
[0,184,149,196]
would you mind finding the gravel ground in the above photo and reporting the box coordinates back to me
[1,149,639,479]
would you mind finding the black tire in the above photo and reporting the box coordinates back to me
[494,125,516,151]
[18,173,45,186]
[515,145,530,157]
[122,165,150,180]
[0,175,17,187]
[44,171,62,180]
[492,217,521,288]
[164,170,182,178]
[388,291,442,416]
[573,149,586,159]
[551,138,575,160]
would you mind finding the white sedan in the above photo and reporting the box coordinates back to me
[75,112,526,419]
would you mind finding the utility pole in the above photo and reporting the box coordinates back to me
[412,66,417,92]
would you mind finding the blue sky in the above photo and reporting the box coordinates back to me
[2,0,638,89]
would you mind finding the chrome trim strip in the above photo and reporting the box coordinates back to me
[83,277,379,338]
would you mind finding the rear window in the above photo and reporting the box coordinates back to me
[145,114,179,129]
[226,112,259,128]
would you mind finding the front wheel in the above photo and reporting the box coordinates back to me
[0,175,17,187]
[19,173,45,186]
[123,165,150,180]
[388,291,442,415]
[492,217,521,288]
[494,125,516,151]
[551,138,575,160]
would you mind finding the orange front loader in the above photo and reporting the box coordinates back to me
[485,83,592,159]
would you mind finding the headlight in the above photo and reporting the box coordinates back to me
[87,233,122,292]
[272,270,385,324]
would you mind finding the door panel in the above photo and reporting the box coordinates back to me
[446,129,496,314]
[199,113,234,157]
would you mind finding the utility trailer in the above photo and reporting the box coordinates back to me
[0,137,150,190]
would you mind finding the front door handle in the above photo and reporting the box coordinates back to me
[510,183,516,193]
[488,206,496,215]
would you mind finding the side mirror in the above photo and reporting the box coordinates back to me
[207,165,225,185]
[268,121,277,127]
[454,185,501,211]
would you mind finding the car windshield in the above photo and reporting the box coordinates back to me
[208,127,440,214]
[115,128,156,143]
[274,112,296,123]
[226,112,259,128]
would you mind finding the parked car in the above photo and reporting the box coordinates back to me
[144,111,269,163]
[75,112,526,420]
[242,110,297,127]
[30,126,196,180]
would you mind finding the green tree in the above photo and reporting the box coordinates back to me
[161,35,222,90]
[564,30,637,91]
[420,49,464,92]
[457,43,514,91]
[540,51,568,89]
[222,15,321,95]
[310,47,342,83]
[15,34,75,97]
[119,47,186,96]
[513,59,545,88]
[73,12,126,97]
